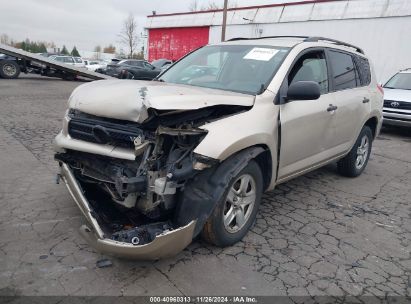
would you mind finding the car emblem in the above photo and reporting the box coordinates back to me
[91,125,110,144]
[390,101,400,108]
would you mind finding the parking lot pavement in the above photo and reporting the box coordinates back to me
[0,75,410,298]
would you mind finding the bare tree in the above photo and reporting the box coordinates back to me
[119,13,139,59]
[189,0,222,11]
[189,0,199,11]
[202,2,220,10]
[229,1,238,8]
[0,34,10,45]
[94,45,102,60]
[103,44,116,54]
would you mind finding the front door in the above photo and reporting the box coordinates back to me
[278,49,338,180]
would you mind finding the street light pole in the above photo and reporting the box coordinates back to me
[221,0,228,41]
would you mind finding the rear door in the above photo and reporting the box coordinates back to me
[326,49,371,152]
[278,49,338,180]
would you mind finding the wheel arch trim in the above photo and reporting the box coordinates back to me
[175,146,266,237]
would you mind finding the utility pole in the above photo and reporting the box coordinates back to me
[221,0,228,41]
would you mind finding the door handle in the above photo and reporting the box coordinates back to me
[362,97,370,103]
[327,104,338,112]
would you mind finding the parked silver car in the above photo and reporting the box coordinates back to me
[54,36,383,259]
[383,69,411,127]
[49,55,85,67]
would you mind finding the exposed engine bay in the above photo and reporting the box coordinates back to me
[55,104,249,246]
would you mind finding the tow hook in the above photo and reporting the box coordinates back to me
[131,237,140,245]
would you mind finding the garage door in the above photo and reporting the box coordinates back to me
[148,27,209,62]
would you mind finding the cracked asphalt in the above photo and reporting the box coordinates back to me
[0,74,410,300]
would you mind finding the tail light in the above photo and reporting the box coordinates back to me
[377,84,384,95]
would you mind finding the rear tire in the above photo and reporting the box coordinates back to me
[202,160,263,247]
[337,126,373,177]
[0,61,21,79]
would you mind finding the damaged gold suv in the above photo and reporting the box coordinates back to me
[54,36,383,259]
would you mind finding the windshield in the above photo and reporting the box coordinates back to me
[159,44,290,95]
[384,73,411,90]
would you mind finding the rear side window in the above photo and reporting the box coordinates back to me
[328,50,360,91]
[354,56,371,86]
[63,57,74,63]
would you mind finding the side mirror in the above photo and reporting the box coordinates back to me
[286,81,321,101]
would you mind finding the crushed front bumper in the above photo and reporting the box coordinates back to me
[59,163,196,260]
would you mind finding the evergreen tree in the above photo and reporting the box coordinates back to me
[29,41,39,53]
[71,46,81,57]
[20,41,27,51]
[61,45,69,55]
[24,38,30,51]
[39,43,47,53]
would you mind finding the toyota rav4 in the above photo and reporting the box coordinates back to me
[54,36,383,259]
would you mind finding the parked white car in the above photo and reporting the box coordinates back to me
[83,60,106,72]
[49,56,85,67]
[383,69,411,127]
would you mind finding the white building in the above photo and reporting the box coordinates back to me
[145,0,411,82]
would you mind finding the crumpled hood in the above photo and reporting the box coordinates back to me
[383,88,411,102]
[68,80,255,123]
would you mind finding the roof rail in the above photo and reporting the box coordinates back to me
[226,35,364,54]
[227,36,309,41]
[304,37,364,54]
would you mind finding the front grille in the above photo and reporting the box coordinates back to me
[68,113,146,149]
[383,100,411,110]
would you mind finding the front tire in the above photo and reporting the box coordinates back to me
[202,160,263,247]
[0,61,21,79]
[337,126,373,177]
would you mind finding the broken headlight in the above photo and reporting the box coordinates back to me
[192,153,219,170]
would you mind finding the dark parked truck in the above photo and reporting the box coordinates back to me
[0,54,25,79]
[54,36,383,259]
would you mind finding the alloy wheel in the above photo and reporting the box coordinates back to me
[3,64,17,77]
[355,135,369,170]
[223,173,256,233]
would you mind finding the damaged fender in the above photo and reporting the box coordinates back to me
[175,146,265,237]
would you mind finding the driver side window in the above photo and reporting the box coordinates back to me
[288,50,329,94]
